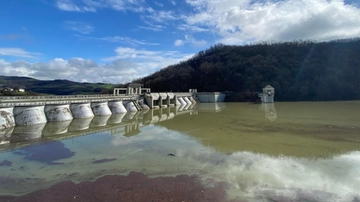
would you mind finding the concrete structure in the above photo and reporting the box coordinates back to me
[0,104,197,150]
[144,92,195,109]
[197,92,226,103]
[113,83,151,96]
[0,94,136,126]
[0,84,203,127]
[45,104,73,122]
[108,101,127,114]
[258,85,275,103]
[0,107,15,129]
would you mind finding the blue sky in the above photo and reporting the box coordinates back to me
[1,0,360,84]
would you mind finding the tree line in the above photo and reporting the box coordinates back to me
[132,38,360,101]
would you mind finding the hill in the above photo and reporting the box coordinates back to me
[134,38,360,101]
[0,76,114,95]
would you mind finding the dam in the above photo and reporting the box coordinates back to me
[0,84,202,128]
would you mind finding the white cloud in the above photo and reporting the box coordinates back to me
[0,58,136,84]
[177,24,209,32]
[103,47,194,73]
[145,10,177,22]
[174,35,207,47]
[0,47,193,84]
[168,0,176,5]
[87,36,159,46]
[138,21,166,32]
[185,0,360,44]
[63,21,94,34]
[0,48,41,58]
[56,0,145,12]
[174,39,184,46]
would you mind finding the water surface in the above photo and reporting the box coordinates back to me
[0,102,359,201]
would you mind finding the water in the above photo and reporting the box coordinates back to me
[1,102,360,201]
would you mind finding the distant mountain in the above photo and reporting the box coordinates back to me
[0,76,115,95]
[134,38,360,101]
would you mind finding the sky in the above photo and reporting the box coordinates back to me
[0,0,360,84]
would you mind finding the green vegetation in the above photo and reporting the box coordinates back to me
[135,38,360,101]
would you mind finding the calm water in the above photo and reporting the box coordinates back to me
[1,102,360,201]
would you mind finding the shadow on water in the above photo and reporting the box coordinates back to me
[13,141,75,165]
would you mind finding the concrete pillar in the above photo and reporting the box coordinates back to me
[183,97,192,105]
[175,98,181,106]
[91,101,112,116]
[189,97,197,104]
[167,93,175,107]
[13,106,47,126]
[144,94,154,109]
[178,104,186,112]
[125,101,138,112]
[177,97,186,105]
[108,100,127,114]
[0,107,15,129]
[70,103,94,119]
[45,104,73,122]
[146,93,160,109]
[159,93,168,108]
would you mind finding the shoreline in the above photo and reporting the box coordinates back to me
[0,171,239,202]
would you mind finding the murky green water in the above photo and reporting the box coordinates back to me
[1,102,360,201]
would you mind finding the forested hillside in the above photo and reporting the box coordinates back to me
[135,38,360,101]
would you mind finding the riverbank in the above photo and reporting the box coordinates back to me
[0,172,239,202]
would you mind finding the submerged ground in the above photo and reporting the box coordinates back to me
[0,102,360,202]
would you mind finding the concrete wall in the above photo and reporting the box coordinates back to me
[197,92,226,103]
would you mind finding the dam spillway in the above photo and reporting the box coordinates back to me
[0,92,197,128]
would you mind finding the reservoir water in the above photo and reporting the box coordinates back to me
[0,102,360,201]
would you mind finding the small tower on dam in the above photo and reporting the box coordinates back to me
[258,85,275,103]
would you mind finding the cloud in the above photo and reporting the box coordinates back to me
[0,48,41,58]
[184,0,360,44]
[0,47,193,84]
[145,10,177,22]
[63,21,94,34]
[174,35,207,47]
[138,21,166,32]
[86,36,159,46]
[174,39,184,46]
[56,0,145,12]
[0,57,138,84]
[103,47,194,73]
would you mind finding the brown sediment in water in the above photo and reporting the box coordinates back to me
[0,172,242,202]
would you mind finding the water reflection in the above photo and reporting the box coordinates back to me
[196,102,227,112]
[42,120,72,136]
[0,127,13,145]
[107,113,126,124]
[0,102,360,201]
[68,117,93,131]
[259,103,277,121]
[13,141,75,165]
[90,115,111,127]
[10,123,46,143]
